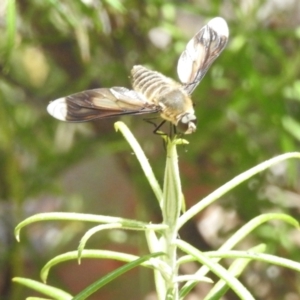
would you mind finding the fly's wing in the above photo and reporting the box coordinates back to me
[47,87,160,122]
[177,17,229,94]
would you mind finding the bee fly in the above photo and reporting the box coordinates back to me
[47,17,229,134]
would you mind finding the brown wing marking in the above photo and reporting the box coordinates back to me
[47,87,160,122]
[177,17,229,94]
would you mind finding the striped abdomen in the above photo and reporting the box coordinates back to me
[131,65,195,127]
[131,65,182,104]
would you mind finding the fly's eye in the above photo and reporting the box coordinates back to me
[178,114,197,134]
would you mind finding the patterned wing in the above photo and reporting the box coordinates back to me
[47,87,160,122]
[177,17,229,94]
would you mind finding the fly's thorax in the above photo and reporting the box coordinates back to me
[158,89,197,134]
[157,88,191,113]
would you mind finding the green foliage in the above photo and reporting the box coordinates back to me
[13,126,300,299]
[1,0,300,299]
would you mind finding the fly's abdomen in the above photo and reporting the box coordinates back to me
[131,65,181,103]
[131,65,195,128]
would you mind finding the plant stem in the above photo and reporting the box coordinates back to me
[161,137,183,299]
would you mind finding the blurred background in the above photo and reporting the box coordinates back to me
[1,0,300,299]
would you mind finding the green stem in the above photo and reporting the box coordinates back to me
[161,137,183,299]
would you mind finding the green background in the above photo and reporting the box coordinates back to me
[0,0,300,299]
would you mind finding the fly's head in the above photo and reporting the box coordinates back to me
[177,111,197,134]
